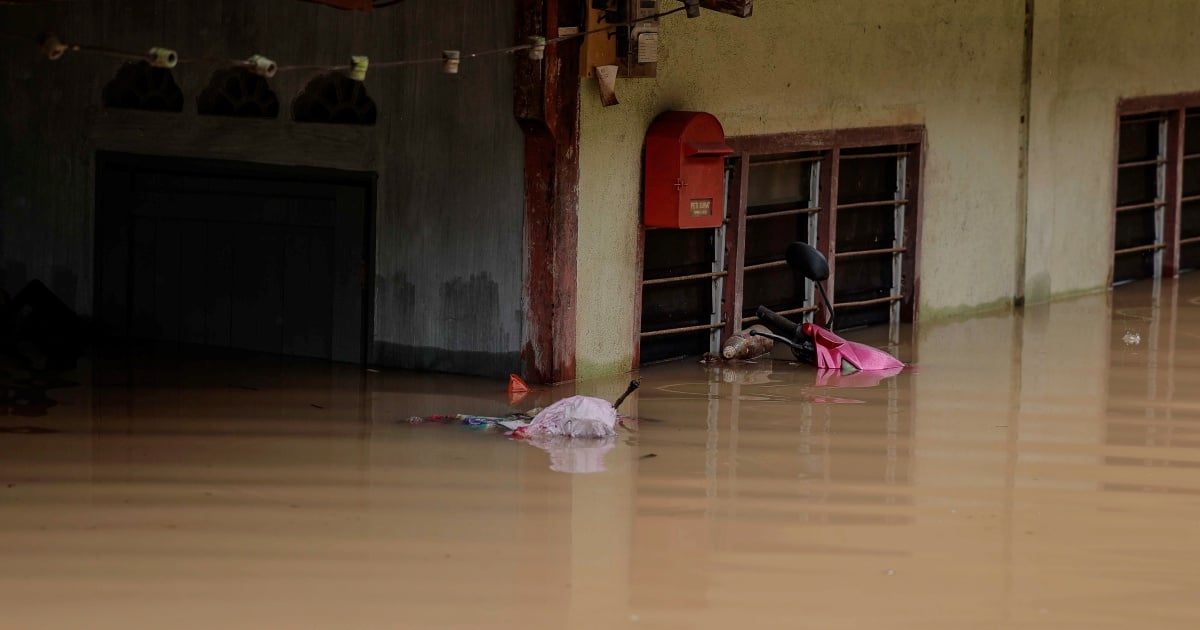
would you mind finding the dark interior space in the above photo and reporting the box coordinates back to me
[93,153,374,363]
[639,227,718,363]
[741,153,816,321]
[1113,113,1164,285]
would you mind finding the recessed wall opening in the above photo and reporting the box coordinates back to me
[834,144,913,330]
[1113,112,1167,284]
[292,73,378,125]
[197,68,280,118]
[94,152,375,363]
[102,61,184,112]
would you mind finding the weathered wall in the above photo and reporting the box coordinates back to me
[1023,0,1200,303]
[0,0,525,376]
[576,1,1028,378]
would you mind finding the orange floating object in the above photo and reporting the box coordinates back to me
[508,374,530,394]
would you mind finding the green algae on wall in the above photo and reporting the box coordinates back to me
[920,296,1016,323]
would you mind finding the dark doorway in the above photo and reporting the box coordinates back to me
[94,152,374,363]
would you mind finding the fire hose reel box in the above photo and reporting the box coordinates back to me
[643,111,733,229]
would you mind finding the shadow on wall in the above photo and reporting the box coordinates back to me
[440,273,502,352]
[372,272,520,377]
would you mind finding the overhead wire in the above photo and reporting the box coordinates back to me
[1,3,692,75]
[548,5,686,44]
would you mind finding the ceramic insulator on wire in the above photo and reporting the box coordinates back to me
[349,55,369,80]
[148,47,178,68]
[38,33,69,60]
[246,54,277,78]
[442,50,460,74]
[527,36,546,60]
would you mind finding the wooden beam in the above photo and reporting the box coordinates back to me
[726,125,924,155]
[299,0,374,10]
[1118,91,1200,116]
[902,133,926,322]
[632,225,646,368]
[515,0,581,384]
[700,0,753,18]
[722,153,750,341]
[816,149,838,328]
[1108,107,1122,288]
[1164,108,1184,277]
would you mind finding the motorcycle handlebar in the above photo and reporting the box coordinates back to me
[756,306,801,338]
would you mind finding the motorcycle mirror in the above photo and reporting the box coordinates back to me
[785,242,829,282]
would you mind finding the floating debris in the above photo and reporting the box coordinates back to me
[518,396,618,438]
[404,414,456,424]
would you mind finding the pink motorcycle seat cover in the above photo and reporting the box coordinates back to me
[802,323,905,372]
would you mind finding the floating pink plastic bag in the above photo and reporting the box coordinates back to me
[518,395,618,438]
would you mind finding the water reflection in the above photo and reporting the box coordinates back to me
[1104,277,1200,494]
[0,365,77,418]
[524,434,617,474]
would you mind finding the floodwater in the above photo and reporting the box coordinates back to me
[4,277,1200,629]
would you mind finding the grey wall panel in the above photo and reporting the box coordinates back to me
[0,0,525,376]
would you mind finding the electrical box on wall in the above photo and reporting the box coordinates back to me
[580,0,660,78]
[643,111,733,229]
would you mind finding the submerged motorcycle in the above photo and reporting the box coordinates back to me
[749,242,905,375]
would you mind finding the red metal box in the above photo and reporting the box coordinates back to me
[643,111,733,229]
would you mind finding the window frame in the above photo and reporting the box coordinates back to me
[633,124,926,366]
[1114,92,1200,283]
[723,125,926,342]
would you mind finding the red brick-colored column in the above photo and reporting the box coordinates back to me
[515,0,581,384]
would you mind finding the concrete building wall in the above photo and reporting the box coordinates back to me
[576,1,1029,378]
[0,0,526,376]
[8,1,1200,381]
[1024,0,1200,303]
[576,0,1200,380]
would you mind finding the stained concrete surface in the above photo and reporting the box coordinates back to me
[0,0,526,376]
[3,275,1200,628]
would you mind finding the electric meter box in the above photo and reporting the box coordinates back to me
[643,111,733,229]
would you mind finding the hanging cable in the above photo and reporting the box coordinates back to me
[547,5,687,44]
[16,5,692,75]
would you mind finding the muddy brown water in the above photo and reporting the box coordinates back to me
[3,276,1200,628]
